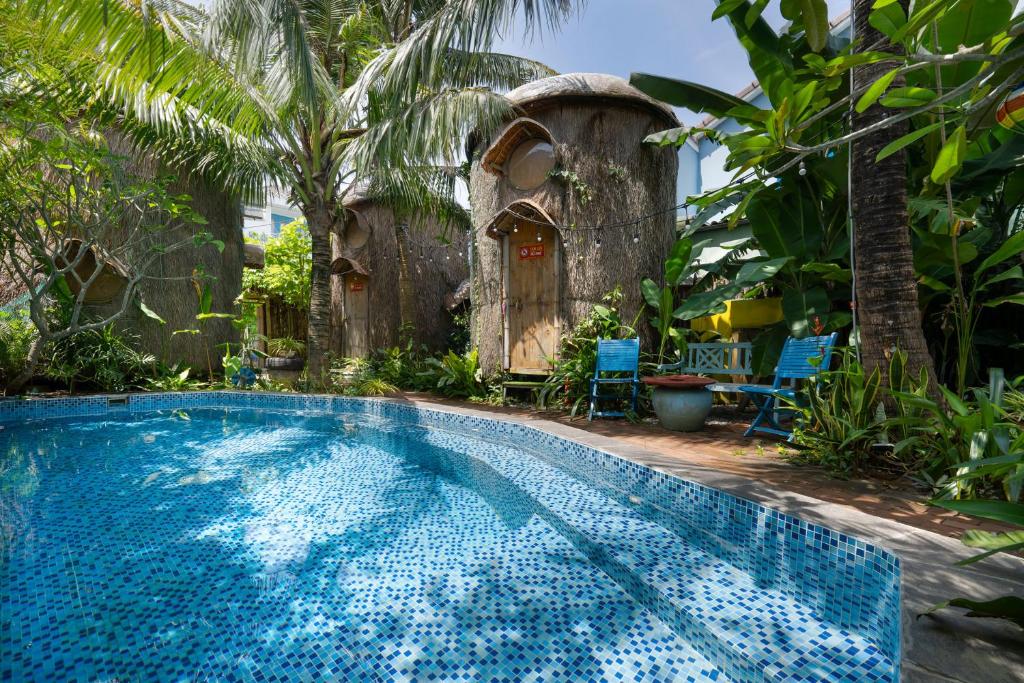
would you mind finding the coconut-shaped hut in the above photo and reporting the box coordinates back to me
[330,189,469,358]
[0,131,244,375]
[468,73,679,375]
[96,132,245,371]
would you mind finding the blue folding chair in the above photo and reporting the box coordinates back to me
[588,338,641,421]
[740,333,838,439]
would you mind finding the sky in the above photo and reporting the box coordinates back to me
[493,0,850,124]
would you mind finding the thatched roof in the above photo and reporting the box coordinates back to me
[445,278,471,311]
[483,199,558,240]
[243,242,265,270]
[341,182,373,209]
[330,255,369,276]
[480,117,556,176]
[506,73,678,126]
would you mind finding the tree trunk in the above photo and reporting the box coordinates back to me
[851,0,936,388]
[305,203,335,380]
[394,220,417,343]
[329,224,346,357]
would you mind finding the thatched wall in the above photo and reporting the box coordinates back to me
[94,132,244,371]
[468,73,678,374]
[0,132,243,373]
[330,199,468,357]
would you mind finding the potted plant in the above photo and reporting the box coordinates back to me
[265,337,306,372]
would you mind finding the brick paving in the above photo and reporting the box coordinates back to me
[400,393,1011,539]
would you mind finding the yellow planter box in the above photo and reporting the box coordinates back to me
[691,298,783,337]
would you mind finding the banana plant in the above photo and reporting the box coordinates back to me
[640,237,708,363]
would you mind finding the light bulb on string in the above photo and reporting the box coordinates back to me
[632,224,640,244]
[512,223,518,233]
[798,160,807,177]
[536,228,542,243]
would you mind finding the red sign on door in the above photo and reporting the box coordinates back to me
[350,281,365,292]
[518,244,544,260]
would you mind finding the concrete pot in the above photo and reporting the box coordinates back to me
[643,375,716,432]
[650,387,713,432]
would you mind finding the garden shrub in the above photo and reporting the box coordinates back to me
[0,308,36,389]
[43,325,155,393]
[541,287,637,415]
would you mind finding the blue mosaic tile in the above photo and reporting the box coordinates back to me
[0,393,900,681]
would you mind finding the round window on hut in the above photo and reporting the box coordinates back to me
[505,139,556,190]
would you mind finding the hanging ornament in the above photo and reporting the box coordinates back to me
[798,160,807,176]
[996,84,1024,134]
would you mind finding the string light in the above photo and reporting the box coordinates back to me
[535,227,543,243]
[798,160,807,176]
[632,223,640,244]
[512,223,518,233]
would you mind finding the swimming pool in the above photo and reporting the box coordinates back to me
[0,392,900,682]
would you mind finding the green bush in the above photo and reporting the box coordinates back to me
[790,349,929,476]
[0,308,37,389]
[421,348,485,399]
[540,288,637,415]
[44,325,154,393]
[242,220,311,309]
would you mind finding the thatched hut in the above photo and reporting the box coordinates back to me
[330,189,469,358]
[0,132,244,374]
[100,133,244,371]
[468,73,679,375]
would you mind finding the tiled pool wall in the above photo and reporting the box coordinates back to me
[1,390,902,676]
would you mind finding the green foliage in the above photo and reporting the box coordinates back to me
[0,309,37,389]
[144,364,207,392]
[266,337,306,358]
[633,0,1024,388]
[627,74,746,117]
[446,309,471,355]
[44,325,155,393]
[923,490,1024,629]
[242,221,312,309]
[547,168,593,205]
[790,349,930,475]
[541,288,635,415]
[421,349,486,399]
[640,237,711,362]
[606,161,628,182]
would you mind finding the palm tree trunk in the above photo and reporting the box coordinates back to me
[305,202,335,380]
[851,0,936,388]
[394,220,417,343]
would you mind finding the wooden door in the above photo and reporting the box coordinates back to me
[343,273,370,358]
[506,222,559,373]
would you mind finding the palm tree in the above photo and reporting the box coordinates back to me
[849,0,936,387]
[8,0,576,378]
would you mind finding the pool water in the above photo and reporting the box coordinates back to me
[0,400,899,682]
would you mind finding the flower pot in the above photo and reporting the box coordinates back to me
[642,375,715,432]
[265,356,305,371]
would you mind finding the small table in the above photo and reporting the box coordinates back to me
[642,375,716,432]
